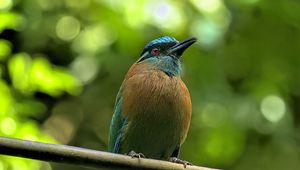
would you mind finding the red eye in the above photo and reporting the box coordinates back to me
[151,48,160,55]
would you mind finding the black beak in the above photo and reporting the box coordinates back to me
[168,37,197,58]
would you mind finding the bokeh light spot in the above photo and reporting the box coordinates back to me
[191,0,222,13]
[56,16,80,41]
[145,0,184,31]
[0,161,3,170]
[37,0,52,10]
[243,0,261,4]
[23,134,37,141]
[191,19,221,48]
[0,80,12,115]
[72,24,115,54]
[1,117,16,135]
[0,39,11,60]
[11,158,28,170]
[0,0,13,11]
[8,53,31,92]
[199,124,245,165]
[8,54,82,96]
[65,0,90,10]
[124,0,145,28]
[71,56,99,84]
[201,103,227,127]
[260,95,286,123]
[0,12,25,32]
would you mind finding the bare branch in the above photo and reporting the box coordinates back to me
[0,136,219,170]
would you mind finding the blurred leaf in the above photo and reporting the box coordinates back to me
[15,99,47,118]
[0,39,11,60]
[0,80,13,116]
[8,53,82,96]
[0,12,24,33]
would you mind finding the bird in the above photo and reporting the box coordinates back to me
[108,36,197,165]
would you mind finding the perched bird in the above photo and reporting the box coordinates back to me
[108,36,196,165]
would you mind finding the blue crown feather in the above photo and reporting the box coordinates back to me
[144,36,179,49]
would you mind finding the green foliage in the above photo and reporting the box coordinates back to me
[1,0,300,170]
[0,40,11,60]
[8,53,81,96]
[0,12,24,33]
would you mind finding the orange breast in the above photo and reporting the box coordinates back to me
[121,63,192,145]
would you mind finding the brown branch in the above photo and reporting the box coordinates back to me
[0,136,219,170]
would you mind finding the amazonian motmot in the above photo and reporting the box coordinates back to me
[108,36,197,165]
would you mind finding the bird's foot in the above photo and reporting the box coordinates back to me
[127,150,146,159]
[169,157,192,168]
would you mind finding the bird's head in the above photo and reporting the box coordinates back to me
[137,36,197,77]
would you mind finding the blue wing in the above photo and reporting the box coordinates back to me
[108,90,128,153]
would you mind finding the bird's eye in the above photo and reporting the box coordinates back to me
[151,48,160,55]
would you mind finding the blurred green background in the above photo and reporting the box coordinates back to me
[0,0,300,170]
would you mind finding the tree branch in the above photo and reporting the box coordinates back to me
[0,136,218,170]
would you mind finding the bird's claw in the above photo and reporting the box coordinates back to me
[127,150,146,159]
[169,157,192,168]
